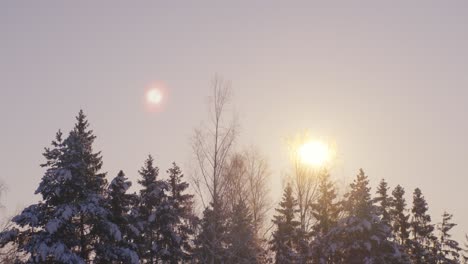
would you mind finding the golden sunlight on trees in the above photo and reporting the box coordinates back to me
[287,134,336,237]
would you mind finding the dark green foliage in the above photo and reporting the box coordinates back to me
[391,185,410,246]
[1,109,466,264]
[311,171,339,237]
[97,170,139,263]
[324,169,406,264]
[463,234,468,264]
[436,212,461,263]
[310,171,340,263]
[194,198,227,264]
[409,188,438,264]
[226,199,260,264]
[160,163,197,264]
[0,111,131,263]
[374,179,392,225]
[269,183,300,264]
[135,155,168,264]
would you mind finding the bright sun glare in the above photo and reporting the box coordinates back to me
[298,140,331,167]
[146,88,163,105]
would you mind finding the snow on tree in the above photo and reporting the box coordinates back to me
[0,111,129,263]
[225,199,261,264]
[435,211,461,263]
[374,179,392,225]
[463,234,468,264]
[322,169,407,264]
[269,183,300,264]
[310,170,340,263]
[96,170,139,264]
[390,185,410,247]
[159,163,197,264]
[134,155,168,264]
[409,188,438,264]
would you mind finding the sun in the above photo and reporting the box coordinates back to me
[146,88,163,104]
[298,140,331,167]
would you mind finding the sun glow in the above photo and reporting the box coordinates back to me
[144,82,168,113]
[298,140,331,167]
[146,88,163,105]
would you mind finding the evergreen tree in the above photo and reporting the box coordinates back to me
[225,199,260,264]
[463,234,468,264]
[324,169,406,264]
[0,111,126,263]
[374,179,392,225]
[194,198,227,264]
[436,212,461,263]
[97,170,139,264]
[269,183,300,264]
[390,185,410,247]
[410,188,438,264]
[135,155,168,264]
[310,170,340,263]
[160,163,197,264]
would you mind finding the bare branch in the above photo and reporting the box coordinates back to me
[190,74,237,209]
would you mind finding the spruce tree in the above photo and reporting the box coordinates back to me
[436,212,461,263]
[410,188,438,264]
[374,179,392,225]
[325,169,405,264]
[194,198,227,264]
[160,163,196,264]
[463,234,468,264]
[225,199,260,264]
[96,170,139,264]
[0,111,124,263]
[390,185,410,247]
[269,183,300,264]
[135,155,168,264]
[310,170,339,263]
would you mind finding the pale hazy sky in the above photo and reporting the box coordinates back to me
[1,2,468,242]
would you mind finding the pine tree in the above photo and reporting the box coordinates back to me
[0,111,125,263]
[269,183,300,264]
[390,185,410,247]
[194,197,228,264]
[225,199,260,264]
[135,155,168,264]
[410,188,438,264]
[436,212,461,263]
[463,234,468,264]
[159,163,197,264]
[325,169,406,264]
[97,170,139,264]
[310,170,340,263]
[374,179,392,225]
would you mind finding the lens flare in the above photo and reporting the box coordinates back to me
[147,89,163,104]
[144,82,168,113]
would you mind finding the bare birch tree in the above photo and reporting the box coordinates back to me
[287,134,321,234]
[243,147,271,239]
[222,153,248,212]
[192,74,238,209]
[191,75,238,263]
[222,147,271,239]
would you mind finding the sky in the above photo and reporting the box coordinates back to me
[1,1,468,242]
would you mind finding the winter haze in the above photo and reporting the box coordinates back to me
[1,1,468,262]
